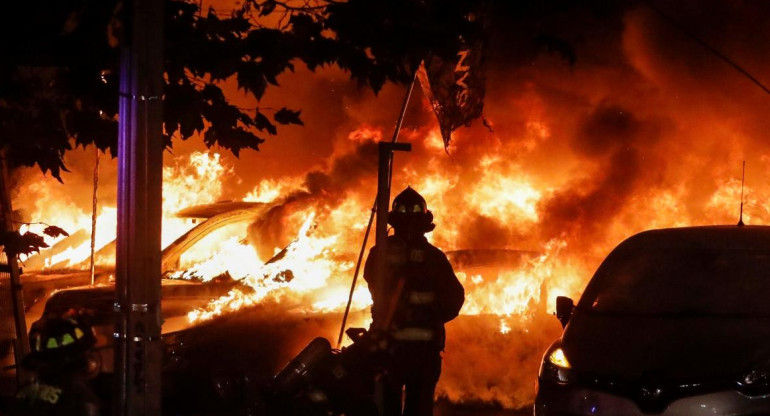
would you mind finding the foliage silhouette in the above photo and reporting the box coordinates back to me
[1,0,485,180]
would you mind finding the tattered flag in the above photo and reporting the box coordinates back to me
[417,38,486,147]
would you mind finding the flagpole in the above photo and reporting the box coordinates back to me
[336,72,418,348]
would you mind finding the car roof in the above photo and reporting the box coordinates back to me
[578,225,770,309]
[42,280,200,311]
[615,225,770,251]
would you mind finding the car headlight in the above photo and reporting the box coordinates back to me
[539,341,573,385]
[738,369,770,396]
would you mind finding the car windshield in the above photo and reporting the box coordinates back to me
[583,248,770,315]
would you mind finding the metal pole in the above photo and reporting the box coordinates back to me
[336,206,374,347]
[372,142,410,330]
[114,0,164,414]
[0,150,29,387]
[90,146,99,285]
[373,144,392,329]
[336,75,417,347]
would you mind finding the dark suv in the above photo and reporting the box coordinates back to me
[536,226,770,415]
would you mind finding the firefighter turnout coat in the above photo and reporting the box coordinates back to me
[364,235,464,350]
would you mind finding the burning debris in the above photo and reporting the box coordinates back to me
[185,213,356,323]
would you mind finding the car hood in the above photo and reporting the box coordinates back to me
[562,311,770,381]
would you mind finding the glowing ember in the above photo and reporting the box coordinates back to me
[499,318,511,335]
[348,126,383,144]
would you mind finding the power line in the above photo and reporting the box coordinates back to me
[643,0,770,96]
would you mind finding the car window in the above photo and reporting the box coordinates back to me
[43,291,115,325]
[583,248,770,315]
[176,220,253,270]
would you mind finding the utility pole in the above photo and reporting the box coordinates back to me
[0,150,29,387]
[373,142,411,327]
[113,0,164,414]
[90,146,99,285]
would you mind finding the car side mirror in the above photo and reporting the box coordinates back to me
[555,296,574,329]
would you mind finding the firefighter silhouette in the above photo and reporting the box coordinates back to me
[364,187,464,416]
[10,309,101,416]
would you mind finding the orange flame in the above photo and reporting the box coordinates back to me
[186,212,365,322]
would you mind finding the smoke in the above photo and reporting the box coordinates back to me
[538,103,666,245]
[246,139,380,259]
[303,141,380,198]
[458,215,518,250]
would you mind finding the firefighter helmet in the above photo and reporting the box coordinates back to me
[24,309,97,369]
[388,187,435,233]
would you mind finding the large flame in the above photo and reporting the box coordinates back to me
[19,151,230,269]
[186,212,368,322]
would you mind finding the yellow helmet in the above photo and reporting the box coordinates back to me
[388,187,435,233]
[24,309,96,368]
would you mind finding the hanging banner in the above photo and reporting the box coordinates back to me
[417,38,486,147]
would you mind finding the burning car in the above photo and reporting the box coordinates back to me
[0,202,265,377]
[535,225,770,415]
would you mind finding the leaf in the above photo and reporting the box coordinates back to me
[255,111,277,135]
[289,14,321,39]
[273,108,303,126]
[204,126,265,156]
[43,225,70,239]
[236,62,268,98]
[3,231,49,256]
[2,0,487,182]
[260,0,276,16]
[17,232,49,255]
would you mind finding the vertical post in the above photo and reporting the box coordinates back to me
[0,151,29,387]
[90,146,99,285]
[114,0,164,414]
[373,142,410,329]
[374,144,391,267]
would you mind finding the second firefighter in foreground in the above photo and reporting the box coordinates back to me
[364,187,465,416]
